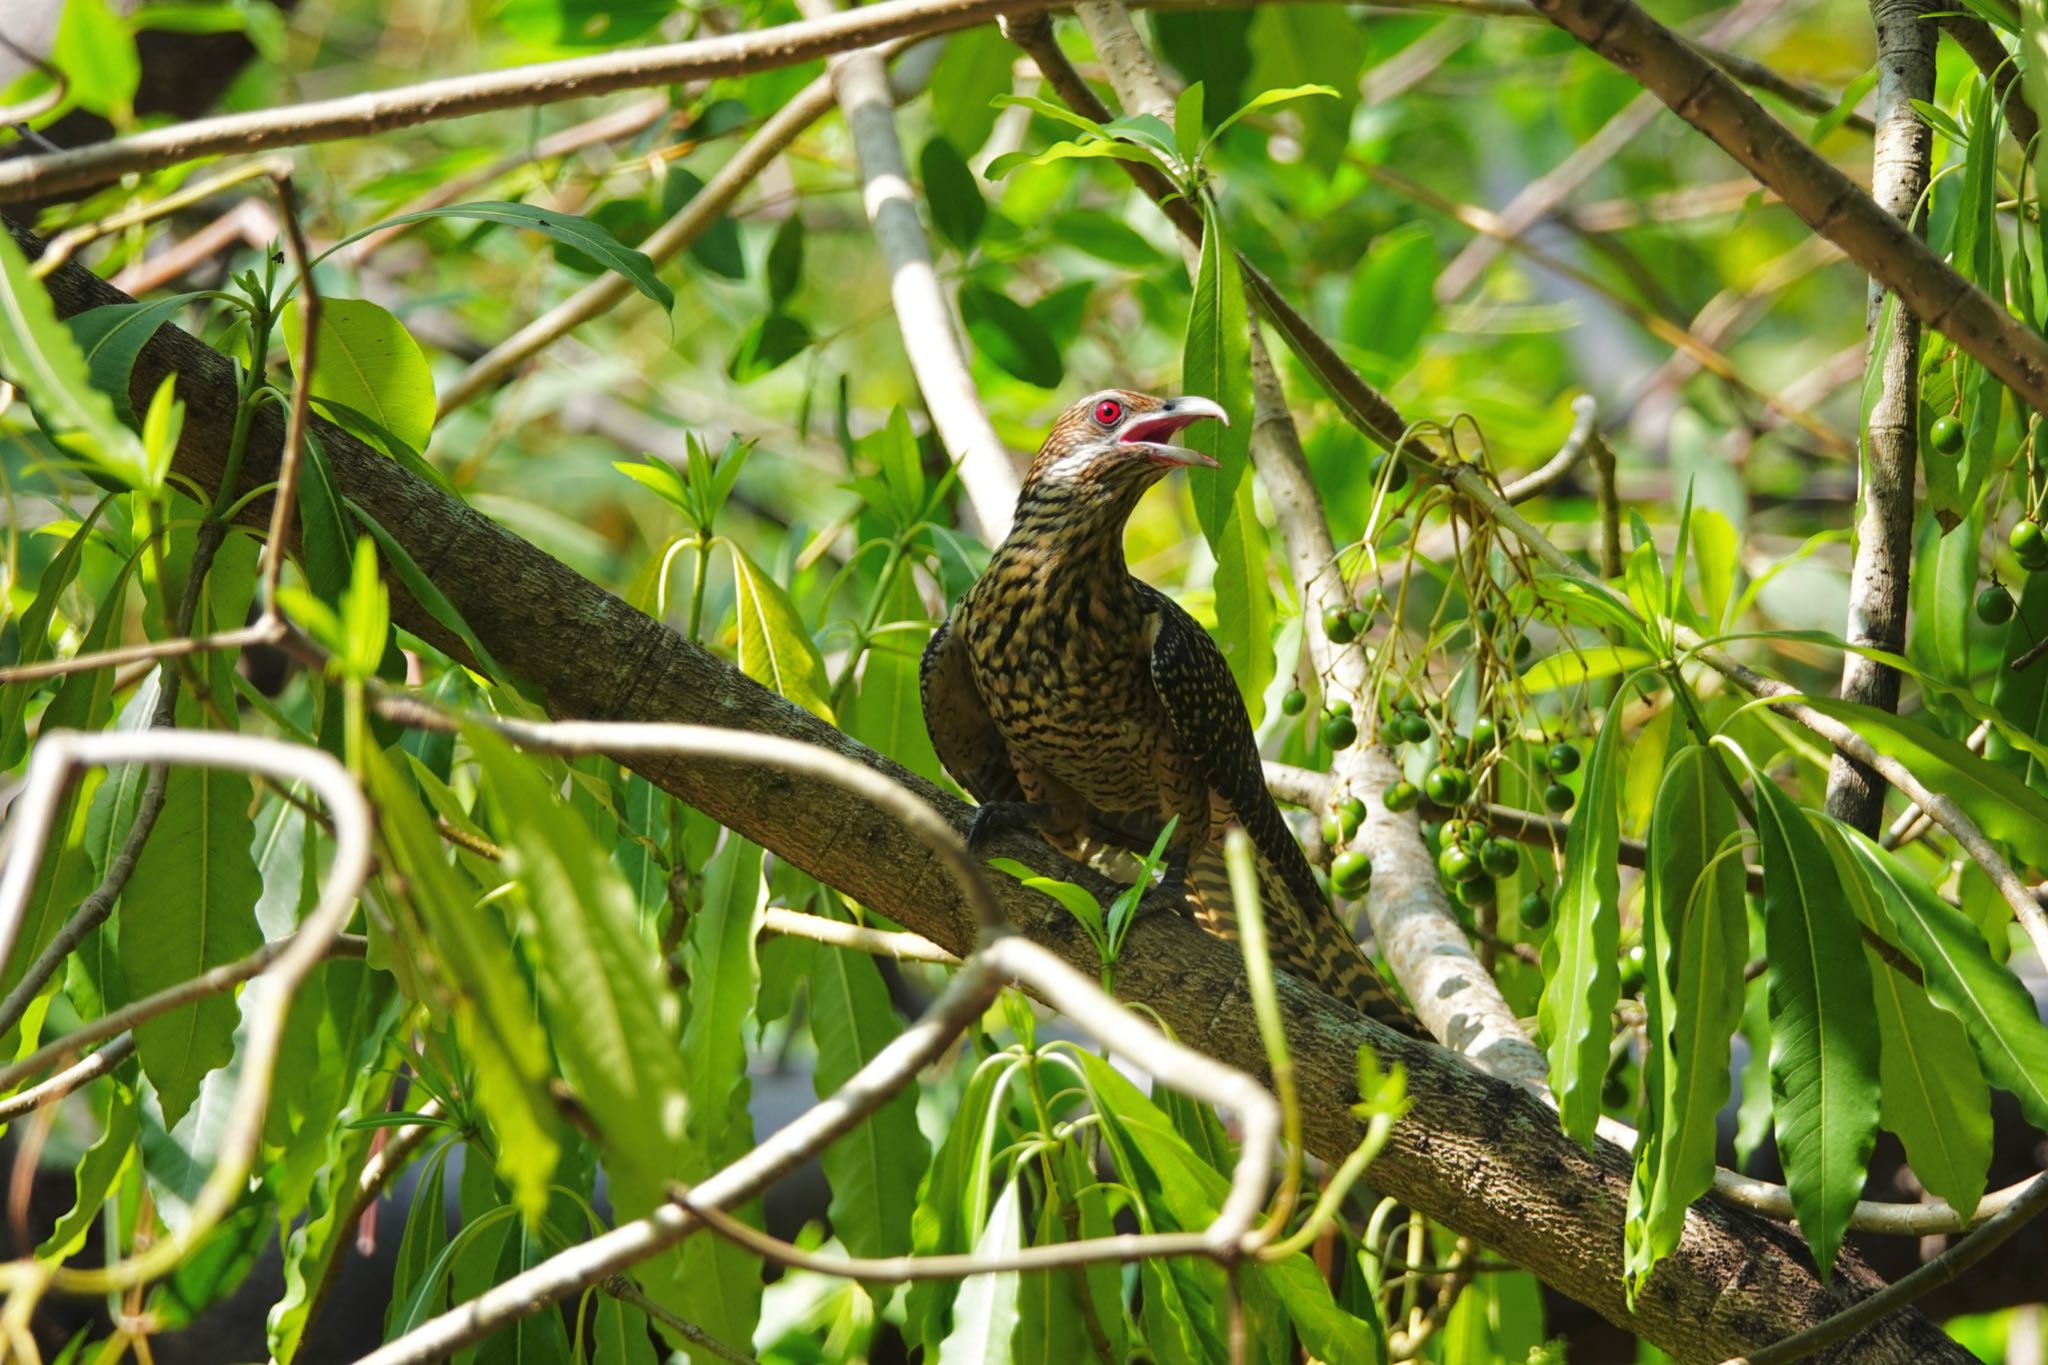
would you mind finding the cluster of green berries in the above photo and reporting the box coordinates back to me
[1537,741,1580,813]
[1323,793,1374,897]
[1424,818,1550,926]
[1980,518,2048,626]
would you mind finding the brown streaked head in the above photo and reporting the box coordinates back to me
[1022,390,1229,489]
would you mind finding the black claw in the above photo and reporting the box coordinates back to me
[968,800,1054,852]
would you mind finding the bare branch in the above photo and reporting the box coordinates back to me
[1528,0,2048,414]
[798,6,1020,539]
[1502,392,1598,503]
[761,905,959,964]
[0,1035,133,1123]
[0,0,1069,205]
[1825,0,1934,834]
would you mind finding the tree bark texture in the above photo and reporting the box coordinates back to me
[3,219,1976,1365]
[1824,0,1933,833]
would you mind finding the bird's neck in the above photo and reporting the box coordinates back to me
[994,480,1148,591]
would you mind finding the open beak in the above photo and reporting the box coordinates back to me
[1119,395,1228,468]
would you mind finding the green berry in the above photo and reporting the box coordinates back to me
[1281,688,1308,716]
[1519,891,1552,929]
[2024,538,2048,573]
[1337,796,1366,838]
[1978,583,2016,625]
[1480,839,1520,878]
[1470,715,1496,752]
[1323,608,1356,644]
[1424,764,1473,806]
[1383,780,1421,813]
[1437,843,1480,883]
[1930,413,1964,455]
[1543,782,1576,813]
[1371,451,1410,492]
[1399,713,1433,744]
[1394,691,1422,714]
[1456,874,1497,908]
[1513,635,1534,665]
[1331,850,1373,895]
[1546,742,1582,775]
[2011,519,2044,561]
[1476,607,1499,634]
[1321,814,1344,846]
[1347,608,1371,636]
[1326,698,1353,719]
[1322,714,1359,750]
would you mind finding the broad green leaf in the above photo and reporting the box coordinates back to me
[659,168,746,279]
[1184,201,1271,722]
[1015,1200,1097,1365]
[1626,746,1746,1299]
[929,27,1017,155]
[283,298,436,455]
[590,1294,661,1365]
[959,282,1062,387]
[0,230,150,487]
[384,1142,453,1338]
[1746,768,1879,1279]
[53,0,140,118]
[846,573,942,783]
[1520,645,1656,694]
[1174,81,1206,169]
[63,294,206,423]
[359,747,559,1218]
[1538,697,1626,1145]
[983,138,1170,182]
[1245,6,1361,172]
[1204,82,1339,155]
[727,541,834,720]
[1863,942,1991,1219]
[325,202,674,312]
[1833,828,2048,1132]
[1155,10,1255,126]
[811,938,931,1265]
[1798,695,2048,871]
[729,312,812,381]
[467,726,686,1208]
[1906,512,1980,689]
[38,1072,139,1258]
[121,721,263,1127]
[1342,223,1437,369]
[922,136,987,252]
[1,497,111,765]
[1988,564,2048,799]
[613,456,692,513]
[936,1178,1023,1365]
[1055,210,1162,267]
[907,1059,1010,1354]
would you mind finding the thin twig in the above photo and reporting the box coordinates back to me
[761,905,959,964]
[1502,393,1598,503]
[263,171,318,614]
[0,1035,134,1123]
[0,0,1071,205]
[603,1277,762,1365]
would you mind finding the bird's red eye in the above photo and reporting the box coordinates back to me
[1094,399,1123,425]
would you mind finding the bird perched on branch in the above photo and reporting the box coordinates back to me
[920,389,1419,1033]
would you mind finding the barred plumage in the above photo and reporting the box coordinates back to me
[920,389,1420,1034]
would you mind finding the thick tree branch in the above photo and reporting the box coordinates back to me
[1528,0,2048,415]
[5,221,1979,1364]
[1825,0,1933,834]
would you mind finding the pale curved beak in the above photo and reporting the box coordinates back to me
[1120,395,1229,468]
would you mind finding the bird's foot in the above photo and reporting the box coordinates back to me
[967,801,1057,853]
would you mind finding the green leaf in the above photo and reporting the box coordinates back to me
[922,137,988,252]
[929,27,1017,155]
[64,294,207,424]
[845,573,942,784]
[38,1073,139,1259]
[340,535,391,680]
[1907,512,1979,688]
[53,0,140,118]
[1,496,112,767]
[1203,83,1339,157]
[1173,81,1206,169]
[1832,827,2048,1133]
[1519,645,1656,694]
[1183,201,1271,723]
[1342,224,1437,369]
[728,312,813,381]
[121,730,264,1127]
[1538,697,1626,1146]
[959,282,1063,387]
[1055,210,1162,268]
[385,1144,454,1339]
[327,201,674,312]
[1864,942,1991,1219]
[283,298,437,456]
[936,1178,1023,1365]
[727,541,835,720]
[660,168,746,280]
[467,726,687,1209]
[987,860,1106,955]
[496,0,672,46]
[810,937,932,1264]
[1797,695,2048,871]
[766,213,805,308]
[1154,10,1255,128]
[359,747,559,1218]
[1245,7,1361,172]
[0,229,151,487]
[1626,746,1746,1299]
[1745,767,1879,1279]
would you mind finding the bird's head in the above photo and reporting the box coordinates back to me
[1022,390,1230,494]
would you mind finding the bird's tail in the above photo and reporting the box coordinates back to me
[1184,841,1423,1037]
